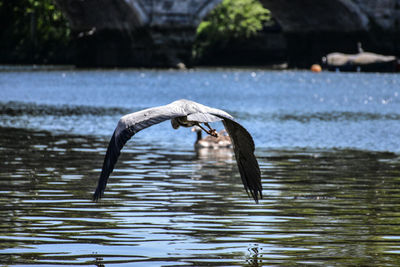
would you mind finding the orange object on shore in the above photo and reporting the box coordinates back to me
[311,64,322,72]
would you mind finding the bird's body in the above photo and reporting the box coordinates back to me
[93,99,262,203]
[193,127,232,149]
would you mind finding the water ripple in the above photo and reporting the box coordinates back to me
[1,69,400,265]
[0,101,130,116]
[1,127,400,265]
[241,111,400,123]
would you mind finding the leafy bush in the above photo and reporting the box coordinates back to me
[0,0,71,64]
[194,0,271,58]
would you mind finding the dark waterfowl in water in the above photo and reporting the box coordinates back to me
[192,126,232,149]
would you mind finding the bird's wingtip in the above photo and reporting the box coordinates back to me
[250,189,263,204]
[92,188,103,202]
[243,187,262,204]
[92,195,99,202]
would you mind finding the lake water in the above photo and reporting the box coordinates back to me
[1,68,400,266]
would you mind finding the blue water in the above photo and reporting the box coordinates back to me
[1,68,400,266]
[1,69,399,152]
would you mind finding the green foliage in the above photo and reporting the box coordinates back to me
[0,0,71,63]
[194,0,270,58]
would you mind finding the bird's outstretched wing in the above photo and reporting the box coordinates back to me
[93,99,262,203]
[93,103,187,201]
[182,100,262,202]
[220,117,262,203]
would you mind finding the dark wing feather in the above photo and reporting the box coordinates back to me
[93,99,261,203]
[93,105,186,201]
[93,128,132,201]
[221,118,262,203]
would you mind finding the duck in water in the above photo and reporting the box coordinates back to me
[192,126,232,149]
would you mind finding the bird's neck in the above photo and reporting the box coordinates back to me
[196,131,202,143]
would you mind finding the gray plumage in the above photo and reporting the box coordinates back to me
[93,99,262,203]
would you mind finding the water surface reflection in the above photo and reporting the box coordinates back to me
[1,126,400,266]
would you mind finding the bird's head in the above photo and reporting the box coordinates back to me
[191,126,201,133]
[171,118,180,129]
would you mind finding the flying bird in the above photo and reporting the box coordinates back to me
[93,99,262,202]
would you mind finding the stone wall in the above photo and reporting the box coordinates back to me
[55,0,223,30]
[260,0,400,67]
[55,0,223,67]
[352,0,400,31]
[260,0,400,33]
[55,0,400,67]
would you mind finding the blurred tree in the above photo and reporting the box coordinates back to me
[194,0,271,60]
[0,0,71,64]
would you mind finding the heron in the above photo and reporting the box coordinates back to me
[93,99,262,203]
[192,126,232,149]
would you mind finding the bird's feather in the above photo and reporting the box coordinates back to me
[187,113,221,123]
[221,118,262,203]
[93,99,262,203]
[93,104,187,201]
